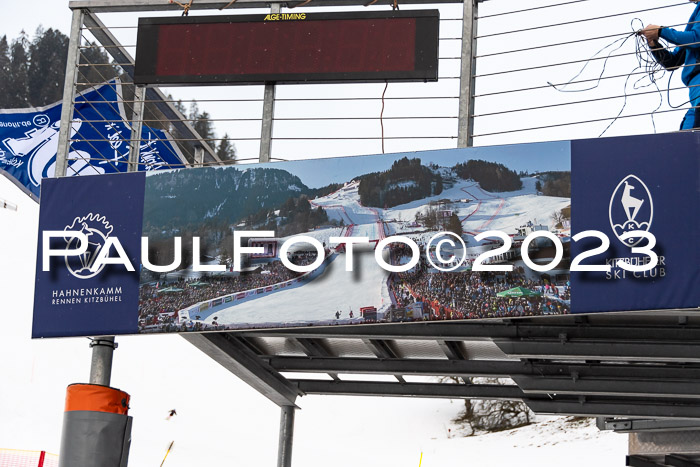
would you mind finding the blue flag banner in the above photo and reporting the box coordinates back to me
[0,81,185,200]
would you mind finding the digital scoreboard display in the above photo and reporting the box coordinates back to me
[134,11,439,85]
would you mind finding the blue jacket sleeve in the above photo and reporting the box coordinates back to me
[651,44,684,70]
[659,24,700,48]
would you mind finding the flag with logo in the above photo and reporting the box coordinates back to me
[0,80,185,200]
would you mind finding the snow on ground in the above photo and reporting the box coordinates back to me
[291,397,626,467]
[280,226,344,246]
[206,244,389,326]
[0,175,626,467]
[311,181,384,228]
[418,415,625,467]
[200,184,394,327]
[478,177,570,235]
[313,176,569,241]
[385,176,570,236]
[203,174,571,326]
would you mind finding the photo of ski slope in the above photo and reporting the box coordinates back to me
[137,142,572,333]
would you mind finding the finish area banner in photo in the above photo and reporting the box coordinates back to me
[32,133,699,338]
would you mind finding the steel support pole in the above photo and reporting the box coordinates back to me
[259,82,276,162]
[89,337,117,386]
[194,145,205,167]
[87,85,142,391]
[128,85,146,172]
[55,8,84,177]
[259,3,281,163]
[457,0,478,148]
[277,406,295,467]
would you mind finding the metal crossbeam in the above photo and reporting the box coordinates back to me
[294,338,340,381]
[627,456,664,467]
[362,339,406,383]
[183,333,300,407]
[496,340,700,363]
[70,0,464,12]
[268,356,521,377]
[665,455,700,467]
[602,419,700,433]
[266,356,700,382]
[438,340,468,360]
[528,400,700,420]
[513,376,700,399]
[241,320,700,341]
[292,380,525,400]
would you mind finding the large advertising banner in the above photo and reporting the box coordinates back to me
[32,133,699,338]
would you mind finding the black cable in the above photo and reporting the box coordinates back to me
[599,20,666,136]
[546,30,637,93]
[474,84,695,118]
[477,20,700,59]
[471,105,698,138]
[477,0,592,20]
[476,3,689,39]
[665,69,696,110]
[547,18,680,137]
[380,81,389,154]
[477,62,700,98]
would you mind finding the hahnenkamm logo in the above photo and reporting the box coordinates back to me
[63,213,113,279]
[608,174,654,247]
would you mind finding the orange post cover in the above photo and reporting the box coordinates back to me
[65,383,130,415]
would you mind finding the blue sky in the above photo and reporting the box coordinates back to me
[231,140,571,188]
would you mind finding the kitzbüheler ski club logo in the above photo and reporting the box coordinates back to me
[608,174,654,247]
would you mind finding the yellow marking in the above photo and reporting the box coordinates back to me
[264,13,307,21]
[160,441,174,467]
[419,452,423,467]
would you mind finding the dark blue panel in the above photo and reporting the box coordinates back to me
[571,133,700,314]
[32,172,145,337]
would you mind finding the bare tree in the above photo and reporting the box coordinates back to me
[551,210,565,228]
[441,377,535,436]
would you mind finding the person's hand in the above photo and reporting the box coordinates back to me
[641,24,662,46]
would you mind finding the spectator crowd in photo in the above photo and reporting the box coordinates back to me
[389,243,571,321]
[138,252,322,330]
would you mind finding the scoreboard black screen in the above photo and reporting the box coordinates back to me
[134,11,439,85]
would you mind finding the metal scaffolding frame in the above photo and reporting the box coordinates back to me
[56,1,700,465]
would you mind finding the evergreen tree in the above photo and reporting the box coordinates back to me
[541,172,571,198]
[173,98,187,116]
[453,159,523,192]
[78,40,119,92]
[28,27,69,106]
[446,213,463,236]
[357,157,443,208]
[216,133,236,164]
[0,36,11,108]
[193,110,215,146]
[188,101,200,121]
[7,31,30,108]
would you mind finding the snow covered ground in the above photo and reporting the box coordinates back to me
[0,175,626,467]
[293,400,626,467]
[383,176,570,237]
[416,413,625,467]
[204,244,390,326]
[188,172,570,327]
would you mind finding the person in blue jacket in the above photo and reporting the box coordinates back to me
[641,0,700,130]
